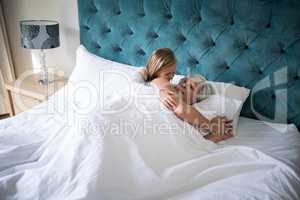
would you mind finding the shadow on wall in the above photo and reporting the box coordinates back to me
[58,0,80,75]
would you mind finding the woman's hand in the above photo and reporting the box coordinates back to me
[209,116,233,136]
[159,89,179,111]
[204,132,233,143]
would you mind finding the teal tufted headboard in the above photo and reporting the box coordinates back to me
[78,0,300,130]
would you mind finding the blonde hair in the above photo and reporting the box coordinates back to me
[140,48,176,82]
[179,74,215,102]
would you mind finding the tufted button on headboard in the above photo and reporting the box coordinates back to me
[78,0,300,130]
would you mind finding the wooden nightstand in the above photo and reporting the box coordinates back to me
[5,71,67,116]
[0,114,10,120]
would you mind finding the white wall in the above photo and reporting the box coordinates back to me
[2,0,80,77]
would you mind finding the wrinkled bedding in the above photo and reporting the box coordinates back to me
[0,83,299,200]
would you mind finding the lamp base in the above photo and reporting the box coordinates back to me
[39,49,49,85]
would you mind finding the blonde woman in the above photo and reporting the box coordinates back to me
[140,48,233,142]
[140,48,177,84]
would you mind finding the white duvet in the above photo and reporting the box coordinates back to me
[0,83,299,200]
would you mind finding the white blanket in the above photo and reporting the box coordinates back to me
[0,83,299,200]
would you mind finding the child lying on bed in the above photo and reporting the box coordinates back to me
[140,48,233,143]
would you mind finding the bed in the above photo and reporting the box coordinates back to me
[1,97,299,199]
[0,0,300,199]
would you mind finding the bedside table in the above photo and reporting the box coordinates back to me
[0,113,10,120]
[5,72,67,116]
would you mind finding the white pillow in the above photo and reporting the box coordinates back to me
[207,81,249,102]
[69,45,141,84]
[194,95,246,136]
[68,45,142,114]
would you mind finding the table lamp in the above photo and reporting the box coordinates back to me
[20,20,60,85]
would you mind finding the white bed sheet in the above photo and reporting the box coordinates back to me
[0,87,299,199]
[221,117,300,174]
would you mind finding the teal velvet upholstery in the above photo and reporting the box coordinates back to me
[78,0,300,130]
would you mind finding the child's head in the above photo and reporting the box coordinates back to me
[141,48,176,82]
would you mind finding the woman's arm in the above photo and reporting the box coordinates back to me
[159,89,233,138]
[173,100,211,131]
